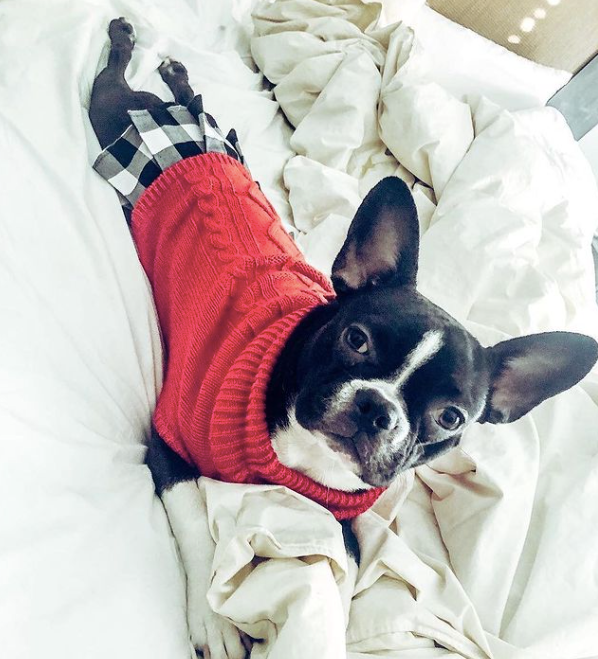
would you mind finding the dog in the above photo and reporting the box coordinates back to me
[89,18,598,659]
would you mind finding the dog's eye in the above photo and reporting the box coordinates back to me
[345,326,369,355]
[435,407,465,431]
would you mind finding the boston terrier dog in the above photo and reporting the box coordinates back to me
[90,19,598,659]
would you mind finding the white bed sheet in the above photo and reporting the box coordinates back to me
[1,1,597,658]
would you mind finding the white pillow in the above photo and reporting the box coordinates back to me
[395,6,571,111]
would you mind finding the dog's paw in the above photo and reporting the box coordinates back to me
[189,606,251,659]
[159,59,189,85]
[108,17,135,46]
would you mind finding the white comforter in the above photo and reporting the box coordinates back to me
[1,1,597,658]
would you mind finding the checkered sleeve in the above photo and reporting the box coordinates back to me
[93,95,246,209]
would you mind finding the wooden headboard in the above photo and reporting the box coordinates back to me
[427,0,598,73]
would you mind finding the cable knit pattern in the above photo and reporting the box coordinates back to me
[132,153,384,519]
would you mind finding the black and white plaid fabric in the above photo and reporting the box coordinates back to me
[93,95,246,209]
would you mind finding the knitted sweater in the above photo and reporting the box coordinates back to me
[132,153,384,519]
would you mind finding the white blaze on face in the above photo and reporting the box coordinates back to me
[394,330,444,388]
[350,329,445,447]
[329,329,445,439]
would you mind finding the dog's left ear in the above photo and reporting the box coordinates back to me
[483,332,598,424]
[331,177,419,294]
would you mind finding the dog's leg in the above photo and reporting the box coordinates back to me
[158,59,195,107]
[89,18,164,148]
[106,16,135,78]
[147,431,250,659]
[338,520,359,627]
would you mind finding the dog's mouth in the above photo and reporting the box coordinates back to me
[324,430,361,462]
[321,427,410,488]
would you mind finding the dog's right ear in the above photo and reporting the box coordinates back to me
[483,331,598,424]
[331,177,420,294]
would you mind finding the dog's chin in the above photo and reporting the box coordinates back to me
[321,429,407,489]
[358,460,407,488]
[321,430,361,463]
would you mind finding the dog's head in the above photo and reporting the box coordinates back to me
[269,177,598,490]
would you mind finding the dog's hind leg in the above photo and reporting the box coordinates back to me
[159,59,195,107]
[89,18,163,148]
[106,16,135,78]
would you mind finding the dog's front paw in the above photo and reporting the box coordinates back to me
[189,604,251,659]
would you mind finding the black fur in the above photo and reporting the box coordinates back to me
[90,18,196,149]
[340,520,360,564]
[147,427,199,495]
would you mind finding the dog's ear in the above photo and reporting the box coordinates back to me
[331,177,419,294]
[482,332,598,424]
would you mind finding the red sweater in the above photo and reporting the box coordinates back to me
[132,153,384,519]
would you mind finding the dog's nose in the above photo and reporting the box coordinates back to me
[352,389,398,434]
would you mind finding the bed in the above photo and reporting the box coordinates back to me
[1,1,597,658]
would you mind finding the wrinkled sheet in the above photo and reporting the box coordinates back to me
[2,0,598,658]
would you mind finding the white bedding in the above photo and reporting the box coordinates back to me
[0,2,291,657]
[397,6,572,112]
[1,1,597,658]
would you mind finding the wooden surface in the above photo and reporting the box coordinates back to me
[428,0,598,73]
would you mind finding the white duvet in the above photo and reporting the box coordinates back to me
[1,1,597,658]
